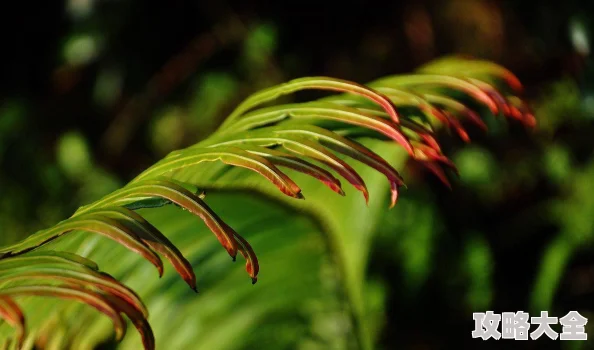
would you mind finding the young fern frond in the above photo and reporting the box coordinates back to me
[0,57,534,349]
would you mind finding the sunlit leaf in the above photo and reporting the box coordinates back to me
[221,77,401,127]
[133,147,303,199]
[0,216,164,277]
[77,179,242,260]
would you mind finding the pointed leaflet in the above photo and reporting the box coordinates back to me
[218,102,414,155]
[441,110,471,142]
[0,256,152,348]
[354,106,442,152]
[417,56,523,93]
[75,179,241,260]
[418,160,453,189]
[220,77,401,128]
[239,145,345,196]
[0,251,99,271]
[350,93,470,143]
[124,189,206,210]
[506,95,537,128]
[411,141,458,174]
[92,207,197,291]
[102,293,155,350]
[327,115,455,182]
[263,125,405,207]
[377,91,476,141]
[0,297,24,348]
[224,222,259,284]
[0,285,128,342]
[322,83,459,135]
[206,132,370,203]
[466,78,511,117]
[371,86,450,127]
[131,147,303,199]
[422,94,488,131]
[0,215,164,277]
[370,74,499,115]
[0,267,148,318]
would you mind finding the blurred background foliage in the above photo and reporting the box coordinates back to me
[1,0,594,349]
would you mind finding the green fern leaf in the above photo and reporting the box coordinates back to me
[0,56,533,349]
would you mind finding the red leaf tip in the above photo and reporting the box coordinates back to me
[389,181,406,209]
[355,184,370,205]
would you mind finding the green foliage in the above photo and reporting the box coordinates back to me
[0,57,533,349]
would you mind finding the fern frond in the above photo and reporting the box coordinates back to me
[0,252,150,348]
[0,57,533,349]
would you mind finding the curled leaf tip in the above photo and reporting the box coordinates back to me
[419,161,453,189]
[389,191,398,209]
[232,255,237,262]
[320,177,345,196]
[524,113,537,128]
[251,277,258,285]
[279,184,304,199]
[389,182,401,209]
[183,275,197,291]
[451,165,460,178]
[459,130,470,143]
[191,286,199,293]
[230,230,259,282]
[466,110,488,131]
[416,133,441,152]
[356,185,370,205]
